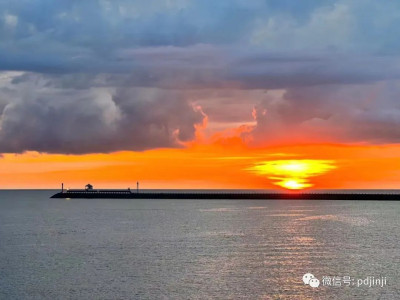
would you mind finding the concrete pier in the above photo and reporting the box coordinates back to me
[51,190,400,200]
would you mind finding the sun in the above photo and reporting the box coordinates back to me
[247,159,336,190]
[280,179,310,190]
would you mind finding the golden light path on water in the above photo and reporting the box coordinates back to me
[248,159,337,190]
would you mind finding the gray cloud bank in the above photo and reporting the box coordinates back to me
[1,0,400,153]
[247,81,400,145]
[0,79,204,153]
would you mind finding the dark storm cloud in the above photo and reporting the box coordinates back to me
[246,81,400,145]
[1,0,400,85]
[115,47,400,89]
[1,0,400,91]
[7,49,400,91]
[0,85,204,153]
[2,0,400,153]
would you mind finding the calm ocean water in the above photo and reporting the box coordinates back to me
[1,190,399,299]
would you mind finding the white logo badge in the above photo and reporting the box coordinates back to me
[303,273,319,288]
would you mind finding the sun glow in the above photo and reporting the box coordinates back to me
[3,143,400,190]
[248,159,336,190]
[280,179,310,190]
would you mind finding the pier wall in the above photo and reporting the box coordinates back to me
[51,191,400,200]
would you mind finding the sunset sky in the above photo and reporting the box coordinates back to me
[1,0,400,190]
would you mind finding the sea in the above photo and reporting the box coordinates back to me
[0,190,399,299]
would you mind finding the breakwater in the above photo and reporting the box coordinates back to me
[51,190,400,200]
